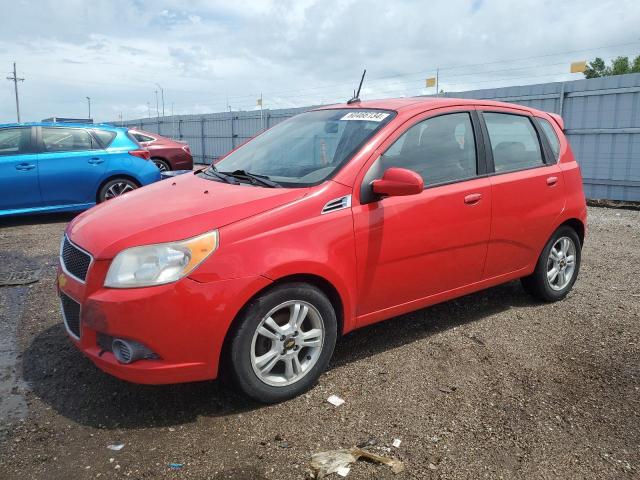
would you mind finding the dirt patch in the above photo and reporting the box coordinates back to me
[0,207,638,479]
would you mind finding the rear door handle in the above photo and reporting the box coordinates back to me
[546,176,558,186]
[464,193,482,204]
[88,157,104,165]
[15,163,36,171]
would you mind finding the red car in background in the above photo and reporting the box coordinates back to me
[130,129,193,172]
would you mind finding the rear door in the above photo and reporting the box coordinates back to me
[352,108,492,325]
[479,107,565,278]
[0,126,40,211]
[36,126,108,207]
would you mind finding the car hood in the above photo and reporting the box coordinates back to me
[67,173,309,259]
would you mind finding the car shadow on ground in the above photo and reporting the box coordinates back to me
[21,280,537,430]
[1,212,78,228]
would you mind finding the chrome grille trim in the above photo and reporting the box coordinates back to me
[60,235,93,283]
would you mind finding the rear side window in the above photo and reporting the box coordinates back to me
[483,113,544,173]
[133,133,155,143]
[382,112,477,186]
[42,127,101,153]
[0,128,30,156]
[537,117,561,161]
[92,129,117,148]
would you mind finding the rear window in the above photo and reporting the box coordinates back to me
[92,129,117,148]
[483,113,544,173]
[537,117,561,161]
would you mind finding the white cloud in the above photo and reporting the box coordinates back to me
[0,0,639,122]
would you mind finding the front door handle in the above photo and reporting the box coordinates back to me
[464,193,482,205]
[546,176,558,186]
[15,163,36,171]
[88,157,104,165]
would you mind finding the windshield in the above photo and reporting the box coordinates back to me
[210,109,395,187]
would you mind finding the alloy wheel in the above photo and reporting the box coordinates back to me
[104,181,136,200]
[250,300,324,387]
[546,236,577,291]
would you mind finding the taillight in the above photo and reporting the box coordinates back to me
[129,149,150,160]
[181,144,191,154]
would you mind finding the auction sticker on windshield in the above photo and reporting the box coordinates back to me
[340,111,390,122]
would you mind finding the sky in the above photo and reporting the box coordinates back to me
[1,0,639,123]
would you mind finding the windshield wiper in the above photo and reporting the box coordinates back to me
[202,166,240,184]
[219,169,281,188]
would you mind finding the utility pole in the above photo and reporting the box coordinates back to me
[259,93,263,131]
[86,96,91,119]
[435,67,439,98]
[155,90,159,120]
[154,83,164,117]
[6,62,25,122]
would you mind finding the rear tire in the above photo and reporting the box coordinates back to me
[97,178,138,203]
[228,283,337,403]
[152,158,171,172]
[521,225,581,302]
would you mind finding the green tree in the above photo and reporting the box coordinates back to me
[611,56,631,75]
[583,57,610,78]
[583,55,640,78]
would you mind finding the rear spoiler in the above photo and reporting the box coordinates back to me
[548,112,565,131]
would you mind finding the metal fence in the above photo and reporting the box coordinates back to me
[120,73,640,201]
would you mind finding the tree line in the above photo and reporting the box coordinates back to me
[584,55,640,78]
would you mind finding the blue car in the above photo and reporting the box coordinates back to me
[0,123,161,216]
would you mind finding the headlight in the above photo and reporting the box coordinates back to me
[104,230,218,288]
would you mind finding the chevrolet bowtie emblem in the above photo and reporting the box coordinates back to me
[58,273,67,289]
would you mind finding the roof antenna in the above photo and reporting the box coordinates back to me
[347,69,366,104]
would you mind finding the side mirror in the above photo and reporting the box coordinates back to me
[371,167,424,197]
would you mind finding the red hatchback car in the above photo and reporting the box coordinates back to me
[129,129,193,172]
[58,98,586,403]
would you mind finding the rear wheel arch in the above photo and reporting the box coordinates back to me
[559,218,585,246]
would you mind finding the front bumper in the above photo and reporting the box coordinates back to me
[57,263,270,384]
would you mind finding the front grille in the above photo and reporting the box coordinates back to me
[60,292,81,338]
[61,237,91,282]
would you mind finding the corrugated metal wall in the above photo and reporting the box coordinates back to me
[120,73,640,201]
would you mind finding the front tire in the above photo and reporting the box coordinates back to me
[228,283,337,403]
[521,226,581,302]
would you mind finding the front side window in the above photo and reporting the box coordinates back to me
[210,109,395,186]
[381,112,477,186]
[0,128,30,156]
[41,127,100,153]
[537,117,560,161]
[483,113,544,173]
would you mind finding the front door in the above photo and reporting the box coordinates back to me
[352,109,492,326]
[37,126,107,207]
[0,127,40,212]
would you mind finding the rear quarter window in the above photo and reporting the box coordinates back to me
[92,130,117,148]
[537,117,561,161]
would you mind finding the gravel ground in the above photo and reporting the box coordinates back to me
[0,206,638,479]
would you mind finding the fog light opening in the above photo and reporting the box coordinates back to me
[111,338,159,364]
